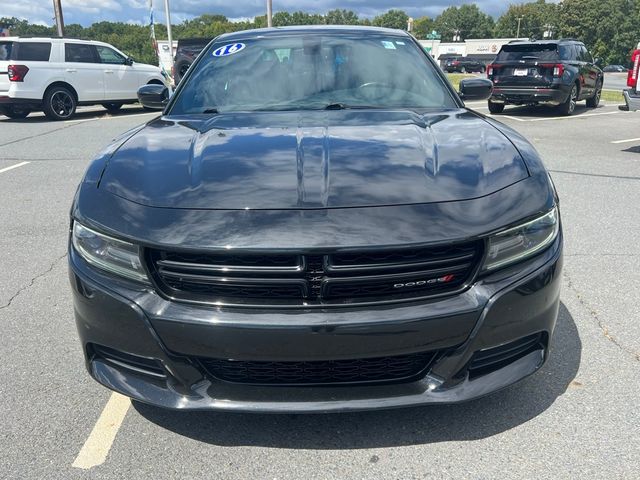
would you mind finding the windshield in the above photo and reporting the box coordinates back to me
[0,42,12,61]
[496,44,559,62]
[169,33,457,114]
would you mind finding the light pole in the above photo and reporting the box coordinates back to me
[267,0,273,27]
[516,16,524,38]
[52,0,65,37]
[163,0,174,73]
[453,29,461,42]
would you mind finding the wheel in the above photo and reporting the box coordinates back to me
[43,86,77,120]
[586,81,602,108]
[102,102,123,113]
[488,101,505,114]
[557,84,578,116]
[0,105,31,119]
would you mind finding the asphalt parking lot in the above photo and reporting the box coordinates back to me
[1,101,639,479]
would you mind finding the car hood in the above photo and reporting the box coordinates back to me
[99,109,529,210]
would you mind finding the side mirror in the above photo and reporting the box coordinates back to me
[137,84,169,110]
[594,57,603,67]
[458,78,493,101]
[124,57,134,66]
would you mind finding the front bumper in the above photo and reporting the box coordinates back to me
[69,232,563,412]
[621,88,640,111]
[491,86,569,106]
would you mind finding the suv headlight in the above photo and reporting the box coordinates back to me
[72,222,149,283]
[482,207,559,271]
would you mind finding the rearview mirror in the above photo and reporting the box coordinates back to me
[458,78,493,102]
[137,84,169,110]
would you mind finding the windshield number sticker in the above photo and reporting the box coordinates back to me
[213,43,246,57]
[381,41,396,50]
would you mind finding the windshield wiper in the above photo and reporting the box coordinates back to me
[201,108,219,114]
[324,103,381,110]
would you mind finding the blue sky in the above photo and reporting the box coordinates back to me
[5,1,556,27]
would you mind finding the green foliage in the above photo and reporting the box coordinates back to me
[494,0,560,39]
[372,10,410,30]
[434,5,494,41]
[412,16,435,39]
[2,0,640,67]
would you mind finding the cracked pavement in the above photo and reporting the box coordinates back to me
[0,104,639,479]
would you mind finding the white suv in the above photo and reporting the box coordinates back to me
[0,37,166,120]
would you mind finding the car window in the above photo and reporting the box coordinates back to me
[0,41,13,61]
[581,46,593,63]
[496,44,559,62]
[558,45,575,61]
[65,43,97,63]
[170,34,456,114]
[13,42,52,61]
[96,46,125,64]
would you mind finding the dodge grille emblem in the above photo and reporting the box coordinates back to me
[394,274,455,289]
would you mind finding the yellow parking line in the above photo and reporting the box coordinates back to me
[72,392,131,470]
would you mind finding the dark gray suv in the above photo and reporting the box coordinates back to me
[487,39,603,115]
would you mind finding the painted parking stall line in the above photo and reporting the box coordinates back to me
[0,161,30,174]
[72,392,131,470]
[611,137,640,144]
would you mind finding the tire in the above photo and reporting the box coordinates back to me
[488,101,505,114]
[102,102,123,113]
[43,85,77,120]
[0,105,31,119]
[557,84,578,116]
[586,81,602,108]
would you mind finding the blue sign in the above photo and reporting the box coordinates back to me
[212,43,246,57]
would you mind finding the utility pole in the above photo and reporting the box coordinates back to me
[453,29,461,42]
[52,0,65,37]
[267,0,273,27]
[543,24,554,39]
[516,16,524,38]
[163,0,174,72]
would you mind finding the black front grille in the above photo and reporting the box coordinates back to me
[200,351,439,385]
[146,241,483,307]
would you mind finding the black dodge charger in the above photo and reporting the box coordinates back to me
[69,26,562,412]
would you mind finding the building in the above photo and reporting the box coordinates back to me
[156,40,178,75]
[419,37,525,67]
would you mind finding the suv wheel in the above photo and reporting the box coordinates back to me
[488,101,505,114]
[43,86,77,121]
[0,106,31,119]
[102,103,123,113]
[586,81,602,108]
[558,84,578,116]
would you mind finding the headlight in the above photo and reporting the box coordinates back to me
[72,222,149,283]
[482,207,559,271]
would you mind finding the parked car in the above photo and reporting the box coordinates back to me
[0,37,165,120]
[603,64,627,72]
[445,57,486,73]
[70,26,562,412]
[620,47,640,111]
[487,39,603,115]
[173,37,212,84]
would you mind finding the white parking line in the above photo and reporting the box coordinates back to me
[611,137,640,144]
[0,161,30,174]
[72,393,131,470]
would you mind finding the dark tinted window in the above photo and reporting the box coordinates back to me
[0,42,13,61]
[96,45,125,64]
[581,46,593,63]
[496,44,559,62]
[65,43,97,63]
[558,44,576,61]
[14,42,52,61]
[170,34,456,114]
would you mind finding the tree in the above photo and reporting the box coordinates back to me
[494,0,560,39]
[372,10,410,30]
[325,9,360,25]
[434,5,494,41]
[412,16,434,39]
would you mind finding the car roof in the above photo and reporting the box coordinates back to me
[507,38,583,45]
[2,37,111,46]
[216,25,411,42]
